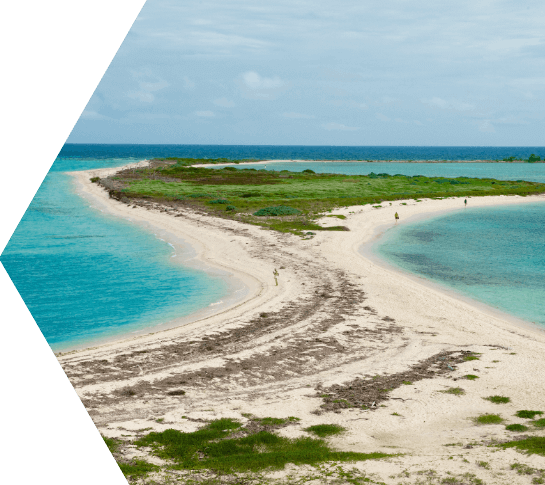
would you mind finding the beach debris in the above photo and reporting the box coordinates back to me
[315,350,475,412]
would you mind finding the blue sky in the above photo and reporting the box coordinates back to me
[68,0,545,146]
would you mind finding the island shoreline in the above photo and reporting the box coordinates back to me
[58,160,545,483]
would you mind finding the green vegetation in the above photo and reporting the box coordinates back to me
[103,435,120,453]
[304,424,346,437]
[532,419,545,428]
[253,206,301,216]
[440,387,465,396]
[510,463,545,485]
[516,410,544,419]
[506,424,529,432]
[118,459,158,480]
[500,437,545,456]
[134,418,390,474]
[464,374,479,380]
[474,414,503,425]
[99,160,545,235]
[484,395,511,404]
[463,354,480,362]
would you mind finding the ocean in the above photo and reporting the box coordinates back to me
[374,203,545,327]
[2,144,544,350]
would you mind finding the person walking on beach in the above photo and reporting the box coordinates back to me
[464,199,467,207]
[273,268,279,286]
[395,212,399,223]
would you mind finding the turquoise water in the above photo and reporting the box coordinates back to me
[1,157,229,352]
[224,161,545,183]
[375,203,545,326]
[4,146,545,351]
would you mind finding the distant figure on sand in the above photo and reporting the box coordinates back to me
[273,268,279,286]
[464,199,467,207]
[395,212,399,223]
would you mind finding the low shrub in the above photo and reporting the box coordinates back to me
[484,395,511,404]
[506,424,528,432]
[209,199,229,204]
[516,410,544,419]
[499,437,545,456]
[253,206,302,216]
[90,177,100,183]
[226,205,236,211]
[304,424,345,437]
[302,169,315,174]
[474,414,503,425]
[532,419,545,428]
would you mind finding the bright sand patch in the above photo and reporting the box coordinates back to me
[60,161,545,483]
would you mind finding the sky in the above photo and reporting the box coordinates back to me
[68,0,545,146]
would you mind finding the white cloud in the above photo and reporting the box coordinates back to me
[242,71,284,90]
[195,110,215,117]
[126,69,170,103]
[238,71,287,100]
[282,112,314,119]
[422,97,474,112]
[321,122,359,131]
[213,97,235,108]
[376,113,391,122]
[127,91,155,103]
[80,110,108,120]
[475,119,495,133]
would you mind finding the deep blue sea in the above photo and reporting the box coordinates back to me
[2,144,544,350]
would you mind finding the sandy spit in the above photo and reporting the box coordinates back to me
[59,161,545,484]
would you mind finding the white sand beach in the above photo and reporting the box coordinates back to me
[60,161,545,484]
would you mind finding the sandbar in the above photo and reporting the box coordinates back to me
[59,161,545,483]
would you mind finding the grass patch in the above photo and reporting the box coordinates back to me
[118,459,158,480]
[506,424,529,432]
[304,424,346,437]
[104,161,545,235]
[440,387,465,396]
[464,374,479,380]
[135,418,390,473]
[103,435,120,453]
[516,410,544,419]
[474,414,503,425]
[253,206,301,216]
[533,419,545,428]
[463,354,480,362]
[499,437,545,456]
[484,395,511,404]
[326,214,347,220]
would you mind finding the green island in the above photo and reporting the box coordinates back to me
[93,158,545,235]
